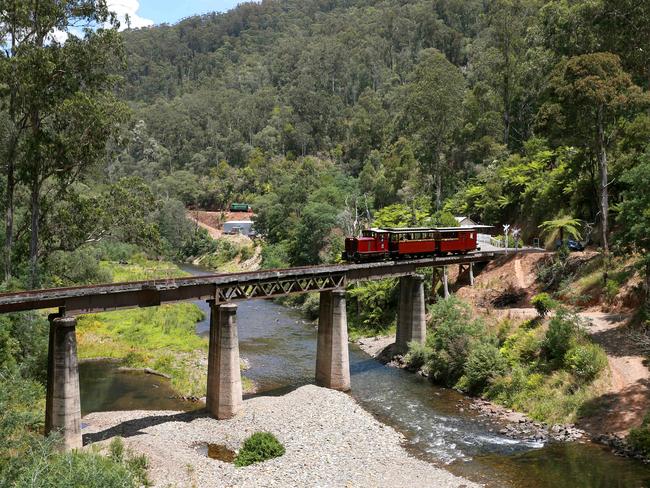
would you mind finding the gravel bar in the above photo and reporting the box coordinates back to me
[82,385,479,487]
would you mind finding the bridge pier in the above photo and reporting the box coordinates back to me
[442,266,450,299]
[206,302,242,419]
[45,313,82,451]
[458,262,475,286]
[395,274,426,353]
[315,289,350,391]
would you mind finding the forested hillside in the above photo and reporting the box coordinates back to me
[108,0,649,270]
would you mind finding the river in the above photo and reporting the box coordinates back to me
[79,263,650,487]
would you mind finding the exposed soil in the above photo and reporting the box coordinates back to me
[577,312,650,437]
[187,209,254,239]
[454,252,550,310]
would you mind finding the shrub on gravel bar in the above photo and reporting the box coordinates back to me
[234,432,285,467]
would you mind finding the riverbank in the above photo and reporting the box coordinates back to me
[77,258,255,397]
[82,385,479,488]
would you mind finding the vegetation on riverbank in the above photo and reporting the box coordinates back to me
[0,311,149,487]
[234,432,286,468]
[404,297,609,424]
[76,257,254,397]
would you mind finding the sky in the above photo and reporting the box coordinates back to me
[109,0,245,29]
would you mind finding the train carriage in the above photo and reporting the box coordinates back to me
[343,226,484,262]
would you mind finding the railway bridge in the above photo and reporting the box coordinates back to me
[0,251,516,450]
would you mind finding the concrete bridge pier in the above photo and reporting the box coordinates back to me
[458,262,475,286]
[442,266,450,299]
[45,313,82,451]
[315,289,350,391]
[395,274,426,353]
[207,302,243,419]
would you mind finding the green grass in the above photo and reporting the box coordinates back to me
[99,258,189,282]
[77,260,253,397]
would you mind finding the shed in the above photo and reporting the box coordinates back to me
[223,220,254,236]
[455,216,478,227]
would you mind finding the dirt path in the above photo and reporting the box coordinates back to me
[578,312,650,436]
[189,217,222,239]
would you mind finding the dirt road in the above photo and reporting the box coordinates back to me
[578,312,650,435]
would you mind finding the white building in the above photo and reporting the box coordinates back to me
[455,216,478,227]
[223,220,255,236]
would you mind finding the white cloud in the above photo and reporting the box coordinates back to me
[107,0,154,30]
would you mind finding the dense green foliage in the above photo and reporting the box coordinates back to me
[0,311,148,486]
[405,298,608,423]
[234,432,285,467]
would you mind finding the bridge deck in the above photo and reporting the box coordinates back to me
[0,250,532,314]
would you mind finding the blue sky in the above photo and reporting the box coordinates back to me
[108,1,245,29]
[139,0,243,24]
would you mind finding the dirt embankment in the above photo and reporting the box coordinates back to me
[454,252,650,437]
[577,312,650,437]
[454,252,550,310]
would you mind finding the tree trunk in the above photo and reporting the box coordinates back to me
[4,155,14,283]
[597,112,609,256]
[29,177,41,288]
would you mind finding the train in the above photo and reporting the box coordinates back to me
[342,226,483,262]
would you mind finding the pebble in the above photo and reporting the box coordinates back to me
[82,385,479,487]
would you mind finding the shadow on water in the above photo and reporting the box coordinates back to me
[78,262,650,488]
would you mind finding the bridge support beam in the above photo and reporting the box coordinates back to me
[207,302,242,419]
[316,290,350,391]
[442,266,450,299]
[469,262,474,286]
[45,314,82,451]
[395,274,426,353]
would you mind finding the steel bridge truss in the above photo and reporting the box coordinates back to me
[215,272,347,302]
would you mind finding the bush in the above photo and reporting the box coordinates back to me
[628,413,650,457]
[45,248,112,287]
[11,439,149,488]
[531,292,557,317]
[234,432,285,467]
[404,341,432,370]
[564,343,607,382]
[425,297,484,386]
[604,279,620,304]
[300,293,320,320]
[501,327,543,365]
[460,342,508,394]
[543,310,581,362]
[347,279,398,336]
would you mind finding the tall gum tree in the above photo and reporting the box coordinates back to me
[538,52,647,259]
[0,1,128,286]
[399,49,465,210]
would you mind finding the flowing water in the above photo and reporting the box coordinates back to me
[79,263,650,487]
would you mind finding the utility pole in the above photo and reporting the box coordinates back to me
[503,224,510,255]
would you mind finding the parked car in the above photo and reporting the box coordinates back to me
[555,239,584,251]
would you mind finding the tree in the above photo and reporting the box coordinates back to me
[616,156,650,303]
[0,1,128,286]
[470,0,538,147]
[399,49,466,210]
[539,53,646,256]
[539,216,582,248]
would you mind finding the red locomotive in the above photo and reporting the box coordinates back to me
[342,226,481,262]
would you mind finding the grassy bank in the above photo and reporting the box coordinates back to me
[77,258,253,397]
[404,297,609,424]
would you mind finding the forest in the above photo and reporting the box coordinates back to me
[1,0,650,484]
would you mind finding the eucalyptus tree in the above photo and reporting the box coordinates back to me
[538,52,647,256]
[399,49,466,210]
[0,1,128,286]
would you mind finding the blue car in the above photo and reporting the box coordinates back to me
[555,239,584,251]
